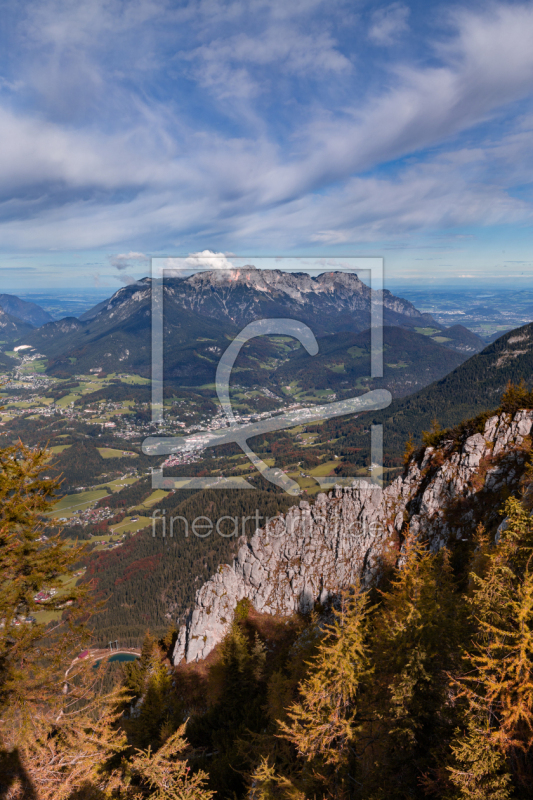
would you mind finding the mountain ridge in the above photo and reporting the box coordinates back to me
[173,404,533,664]
[0,293,53,327]
[81,268,437,329]
[317,320,533,468]
[19,271,482,382]
[0,307,35,342]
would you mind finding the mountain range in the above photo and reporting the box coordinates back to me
[14,269,485,386]
[79,268,437,330]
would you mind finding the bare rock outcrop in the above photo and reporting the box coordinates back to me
[173,410,533,665]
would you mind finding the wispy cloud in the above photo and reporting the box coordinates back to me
[0,0,531,274]
[110,252,150,271]
[368,3,410,46]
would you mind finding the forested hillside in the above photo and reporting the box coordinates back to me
[324,321,533,467]
[84,487,301,647]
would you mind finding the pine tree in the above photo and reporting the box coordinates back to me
[129,723,215,800]
[277,587,371,796]
[366,531,462,798]
[422,417,443,447]
[449,497,533,794]
[448,718,513,800]
[403,433,416,465]
[0,439,213,799]
[134,645,174,749]
[248,756,306,800]
[499,379,533,415]
[0,441,89,728]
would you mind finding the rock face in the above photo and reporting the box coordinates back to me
[173,409,533,665]
[183,268,437,332]
[77,269,435,335]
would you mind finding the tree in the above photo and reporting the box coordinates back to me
[365,531,463,799]
[421,417,443,448]
[449,497,533,795]
[403,433,416,465]
[0,439,213,799]
[129,723,214,800]
[499,379,533,415]
[0,440,88,724]
[277,588,371,797]
[134,641,174,749]
[448,718,513,800]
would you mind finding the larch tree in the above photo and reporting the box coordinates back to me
[0,440,213,799]
[277,587,372,798]
[365,531,463,799]
[449,496,533,797]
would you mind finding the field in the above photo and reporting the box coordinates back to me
[33,571,85,624]
[6,397,54,408]
[55,393,79,408]
[308,460,339,477]
[106,373,151,385]
[414,327,441,336]
[134,489,170,510]
[97,447,138,459]
[48,488,110,518]
[110,515,151,534]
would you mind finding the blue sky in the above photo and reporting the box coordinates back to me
[1,0,533,290]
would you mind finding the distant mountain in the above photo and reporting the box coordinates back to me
[0,307,35,343]
[322,321,533,465]
[485,328,513,344]
[20,317,87,358]
[81,268,439,332]
[0,293,53,327]
[19,271,440,382]
[0,348,13,370]
[25,296,241,381]
[178,267,439,332]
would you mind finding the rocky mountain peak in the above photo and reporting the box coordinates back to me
[76,267,437,335]
[173,406,533,665]
[185,267,365,298]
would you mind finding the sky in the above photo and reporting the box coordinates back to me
[1,0,533,291]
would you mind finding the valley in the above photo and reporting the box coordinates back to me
[2,269,533,648]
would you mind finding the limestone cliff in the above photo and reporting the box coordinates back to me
[173,409,533,665]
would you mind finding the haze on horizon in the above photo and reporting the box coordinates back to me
[1,0,533,290]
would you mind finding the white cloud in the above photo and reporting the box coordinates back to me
[160,251,235,274]
[369,3,410,46]
[110,251,150,270]
[0,125,530,254]
[0,1,532,260]
[190,26,351,80]
[246,5,533,205]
